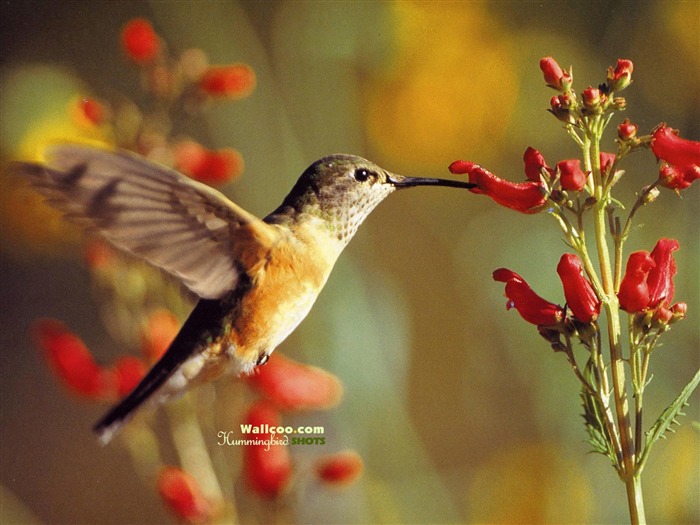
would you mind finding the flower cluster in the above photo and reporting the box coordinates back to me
[450,56,698,522]
[74,18,256,187]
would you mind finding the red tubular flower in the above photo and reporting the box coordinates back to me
[246,353,343,411]
[493,269,565,326]
[242,401,293,498]
[157,466,214,524]
[198,64,256,98]
[659,164,700,190]
[539,57,571,91]
[523,147,552,182]
[315,450,364,487]
[618,251,655,313]
[646,238,679,309]
[34,320,112,399]
[557,159,587,191]
[608,59,634,91]
[652,125,700,167]
[556,254,600,323]
[121,19,160,64]
[449,161,547,214]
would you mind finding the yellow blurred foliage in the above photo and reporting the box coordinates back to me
[465,442,592,523]
[363,1,519,172]
[0,65,112,256]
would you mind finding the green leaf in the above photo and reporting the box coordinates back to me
[638,368,700,473]
[580,388,620,470]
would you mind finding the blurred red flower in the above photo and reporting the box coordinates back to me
[315,450,364,487]
[174,141,243,185]
[34,320,112,399]
[121,18,160,64]
[242,401,292,498]
[198,65,256,99]
[157,466,214,524]
[246,353,343,411]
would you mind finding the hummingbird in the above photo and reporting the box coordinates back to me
[17,145,474,444]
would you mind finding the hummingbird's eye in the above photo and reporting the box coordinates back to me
[256,353,269,367]
[353,168,372,182]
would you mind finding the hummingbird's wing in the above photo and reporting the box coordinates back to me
[17,145,280,299]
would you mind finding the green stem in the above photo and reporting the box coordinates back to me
[586,118,645,523]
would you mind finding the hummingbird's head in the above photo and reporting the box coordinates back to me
[266,154,474,245]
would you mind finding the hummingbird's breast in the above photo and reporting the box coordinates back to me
[226,219,341,374]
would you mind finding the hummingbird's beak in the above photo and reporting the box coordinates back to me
[386,173,476,190]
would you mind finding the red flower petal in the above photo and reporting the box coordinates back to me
[157,466,214,523]
[523,147,552,182]
[556,254,600,323]
[647,238,679,309]
[247,353,343,411]
[617,251,655,313]
[315,450,364,487]
[659,163,700,190]
[121,19,160,64]
[451,162,547,213]
[557,159,587,191]
[493,269,564,326]
[539,57,570,91]
[651,125,700,168]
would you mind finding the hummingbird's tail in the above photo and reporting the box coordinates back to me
[93,298,227,445]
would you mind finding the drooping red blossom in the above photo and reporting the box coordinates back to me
[523,147,553,182]
[493,268,565,326]
[34,320,112,399]
[449,161,547,214]
[556,254,600,323]
[557,159,587,191]
[121,18,160,64]
[246,353,343,411]
[617,118,638,141]
[315,450,364,487]
[659,164,700,190]
[539,57,571,91]
[651,125,700,168]
[198,64,256,98]
[174,141,244,185]
[618,252,655,313]
[141,309,179,363]
[582,87,601,111]
[646,238,679,309]
[157,466,214,524]
[242,401,293,498]
[111,356,147,397]
[608,59,634,91]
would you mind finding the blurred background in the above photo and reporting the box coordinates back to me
[1,1,698,523]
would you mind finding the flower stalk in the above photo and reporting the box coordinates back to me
[454,56,699,524]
